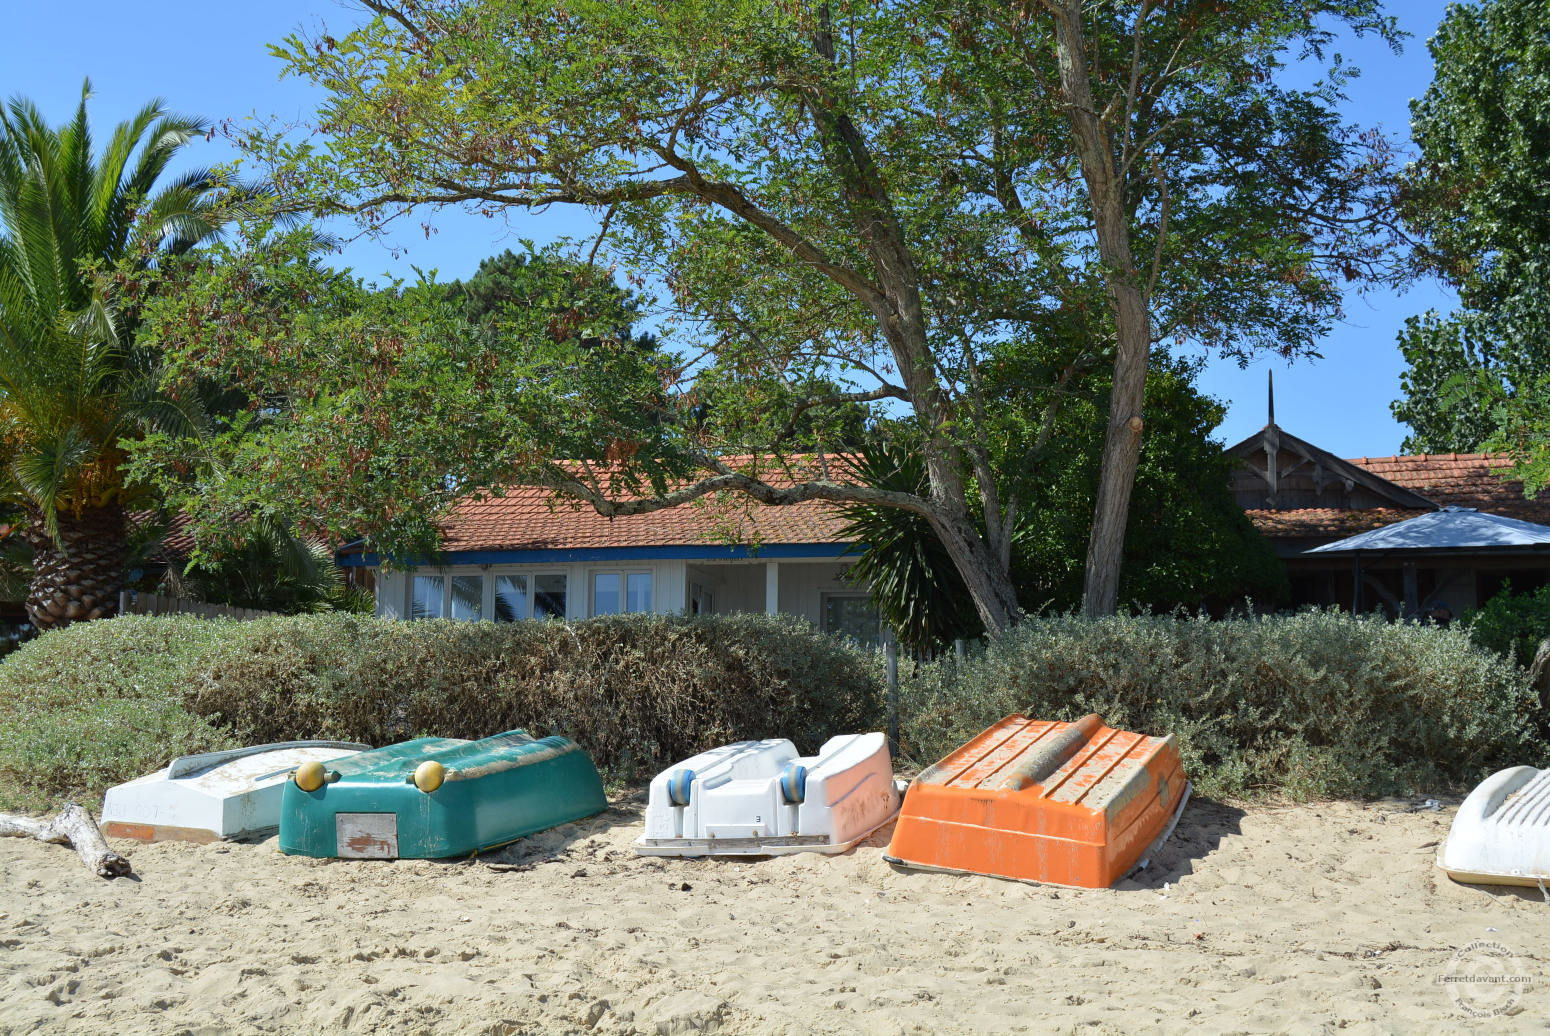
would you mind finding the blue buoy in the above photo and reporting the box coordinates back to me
[667,769,695,806]
[779,763,808,804]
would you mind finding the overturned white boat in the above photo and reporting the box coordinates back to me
[1438,766,1550,886]
[636,732,902,857]
[102,741,369,843]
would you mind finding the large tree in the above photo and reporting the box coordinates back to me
[215,0,1396,627]
[1393,0,1550,491]
[836,352,1286,649]
[0,84,231,628]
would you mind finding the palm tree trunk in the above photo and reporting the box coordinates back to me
[21,505,127,629]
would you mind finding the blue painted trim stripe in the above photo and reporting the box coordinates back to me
[338,541,859,567]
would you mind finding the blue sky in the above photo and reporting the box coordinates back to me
[9,1,1458,458]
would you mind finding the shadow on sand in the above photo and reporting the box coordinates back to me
[1113,794,1245,892]
[456,800,643,870]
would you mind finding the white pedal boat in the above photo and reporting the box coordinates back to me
[102,741,369,843]
[1438,766,1550,886]
[636,732,902,857]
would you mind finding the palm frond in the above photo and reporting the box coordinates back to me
[11,424,96,542]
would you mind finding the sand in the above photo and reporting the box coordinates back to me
[0,795,1543,1035]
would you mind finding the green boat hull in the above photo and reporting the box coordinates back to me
[279,730,607,859]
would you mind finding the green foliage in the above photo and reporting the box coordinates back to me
[128,230,674,565]
[840,355,1286,649]
[1011,355,1287,612]
[0,612,881,810]
[198,0,1404,628]
[0,82,232,531]
[1465,582,1550,670]
[834,439,984,650]
[165,522,345,615]
[0,616,235,811]
[450,247,655,350]
[1395,0,1550,489]
[900,610,1541,800]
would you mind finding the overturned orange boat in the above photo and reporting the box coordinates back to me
[885,713,1189,888]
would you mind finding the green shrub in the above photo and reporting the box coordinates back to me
[0,616,237,811]
[898,610,1543,800]
[0,612,882,809]
[1464,582,1550,669]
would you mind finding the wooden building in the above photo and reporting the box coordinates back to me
[1227,390,1550,615]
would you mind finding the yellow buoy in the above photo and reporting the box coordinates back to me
[295,760,327,792]
[413,760,445,793]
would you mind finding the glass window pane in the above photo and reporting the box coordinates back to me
[411,575,445,620]
[593,572,621,616]
[494,574,528,622]
[535,573,567,620]
[451,574,483,621]
[626,572,652,613]
[823,595,879,647]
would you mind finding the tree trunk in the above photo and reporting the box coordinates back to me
[1046,2,1151,617]
[1081,292,1149,617]
[1530,637,1550,716]
[21,505,127,630]
[0,803,133,878]
[925,503,1022,633]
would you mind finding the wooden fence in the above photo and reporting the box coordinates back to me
[117,591,275,622]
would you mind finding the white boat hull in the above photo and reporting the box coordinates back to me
[1438,766,1550,886]
[102,741,369,843]
[636,732,901,857]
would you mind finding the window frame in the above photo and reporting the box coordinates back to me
[820,591,882,647]
[589,568,655,616]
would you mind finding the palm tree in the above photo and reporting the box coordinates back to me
[0,81,229,628]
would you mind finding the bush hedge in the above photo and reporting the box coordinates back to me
[3,607,1541,812]
[1465,583,1550,669]
[0,617,238,811]
[898,609,1545,800]
[0,612,882,811]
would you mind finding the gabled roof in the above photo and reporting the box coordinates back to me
[1242,450,1550,543]
[1306,506,1550,555]
[1225,424,1437,510]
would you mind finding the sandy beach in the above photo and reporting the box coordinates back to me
[0,795,1542,1034]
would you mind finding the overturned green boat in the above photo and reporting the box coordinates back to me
[278,730,607,859]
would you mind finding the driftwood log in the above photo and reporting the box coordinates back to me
[0,803,132,877]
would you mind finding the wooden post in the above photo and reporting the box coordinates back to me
[884,630,900,758]
[1402,563,1419,618]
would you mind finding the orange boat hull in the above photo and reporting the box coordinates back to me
[886,714,1189,888]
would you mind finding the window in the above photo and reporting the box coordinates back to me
[822,594,880,647]
[591,571,652,616]
[411,575,445,619]
[451,574,483,621]
[491,572,568,621]
[494,574,528,621]
[535,573,567,619]
[412,573,484,621]
[627,572,652,613]
[593,572,622,615]
[689,581,715,616]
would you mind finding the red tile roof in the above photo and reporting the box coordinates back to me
[440,482,852,552]
[440,453,1550,552]
[1350,453,1550,523]
[1245,507,1431,539]
[1248,453,1550,541]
